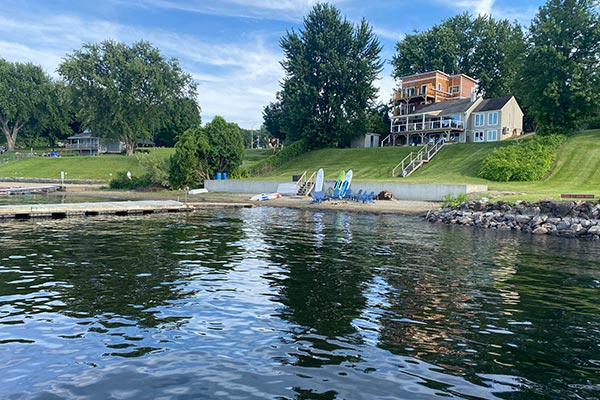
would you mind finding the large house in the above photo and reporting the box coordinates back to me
[385,70,524,146]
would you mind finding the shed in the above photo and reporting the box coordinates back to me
[351,133,380,148]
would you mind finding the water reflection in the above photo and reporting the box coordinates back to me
[0,208,599,399]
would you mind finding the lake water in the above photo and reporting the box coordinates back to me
[1,207,599,399]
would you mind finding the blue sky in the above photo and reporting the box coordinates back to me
[0,0,546,128]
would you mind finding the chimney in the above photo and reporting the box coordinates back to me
[470,86,478,102]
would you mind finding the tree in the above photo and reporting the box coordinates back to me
[366,103,391,135]
[154,97,201,147]
[201,116,244,175]
[59,40,198,155]
[169,116,244,189]
[0,59,53,151]
[391,13,525,98]
[262,97,286,141]
[270,3,383,148]
[169,127,207,189]
[518,0,600,134]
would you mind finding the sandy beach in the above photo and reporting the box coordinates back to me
[0,181,442,216]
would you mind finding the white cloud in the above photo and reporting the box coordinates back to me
[434,0,495,16]
[114,0,354,22]
[0,10,285,128]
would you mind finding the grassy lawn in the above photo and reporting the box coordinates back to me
[1,130,599,202]
[243,149,273,168]
[255,129,600,201]
[0,148,174,181]
[253,146,418,181]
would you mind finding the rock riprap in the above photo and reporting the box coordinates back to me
[425,199,600,240]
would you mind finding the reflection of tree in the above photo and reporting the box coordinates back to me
[370,222,600,396]
[0,211,247,356]
[260,210,371,368]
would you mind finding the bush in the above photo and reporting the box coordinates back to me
[479,134,566,182]
[443,193,469,207]
[109,171,152,190]
[137,153,170,188]
[245,139,309,176]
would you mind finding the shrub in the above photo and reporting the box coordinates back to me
[109,171,152,190]
[443,193,469,207]
[137,152,170,188]
[479,134,566,182]
[245,139,309,176]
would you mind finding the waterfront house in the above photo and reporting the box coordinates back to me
[67,130,126,155]
[384,71,524,146]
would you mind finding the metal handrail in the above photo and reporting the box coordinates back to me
[392,139,445,177]
[392,152,414,177]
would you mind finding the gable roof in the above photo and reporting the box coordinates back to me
[473,96,513,112]
[416,98,475,115]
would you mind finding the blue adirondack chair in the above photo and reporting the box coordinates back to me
[352,189,363,202]
[310,190,327,203]
[362,191,375,203]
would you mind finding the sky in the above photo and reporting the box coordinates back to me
[0,0,547,129]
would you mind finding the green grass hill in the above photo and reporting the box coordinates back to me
[1,130,599,201]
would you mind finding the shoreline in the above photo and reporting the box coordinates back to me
[0,181,441,216]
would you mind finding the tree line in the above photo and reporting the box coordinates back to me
[0,40,202,154]
[264,0,600,146]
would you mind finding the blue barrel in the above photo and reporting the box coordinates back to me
[222,172,228,180]
[216,172,222,180]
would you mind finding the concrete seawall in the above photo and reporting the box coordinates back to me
[205,179,487,201]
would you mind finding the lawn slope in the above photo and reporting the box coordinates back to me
[254,146,416,181]
[259,129,600,200]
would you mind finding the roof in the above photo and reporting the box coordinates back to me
[399,70,479,83]
[67,131,97,140]
[416,98,475,115]
[473,96,513,112]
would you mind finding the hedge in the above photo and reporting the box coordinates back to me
[479,134,566,182]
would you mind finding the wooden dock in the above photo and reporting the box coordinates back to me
[0,200,192,220]
[0,185,62,195]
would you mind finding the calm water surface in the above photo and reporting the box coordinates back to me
[0,207,599,399]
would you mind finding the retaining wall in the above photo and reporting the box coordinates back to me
[205,179,487,201]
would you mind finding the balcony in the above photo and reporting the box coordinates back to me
[393,86,437,102]
[391,119,464,133]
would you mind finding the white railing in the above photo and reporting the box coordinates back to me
[380,134,393,147]
[390,119,464,133]
[392,139,446,177]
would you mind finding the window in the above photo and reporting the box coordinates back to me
[421,84,428,95]
[487,130,498,141]
[474,114,484,127]
[488,111,499,125]
[405,87,415,97]
[450,85,460,94]
[474,131,484,142]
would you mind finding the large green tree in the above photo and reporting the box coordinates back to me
[169,127,207,189]
[391,13,525,98]
[270,3,383,148]
[169,116,244,189]
[202,116,244,175]
[154,97,201,147]
[0,59,54,150]
[58,40,198,155]
[518,0,600,134]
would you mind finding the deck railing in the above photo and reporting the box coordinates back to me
[391,119,464,133]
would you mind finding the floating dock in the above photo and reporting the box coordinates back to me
[0,185,62,195]
[0,200,192,220]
